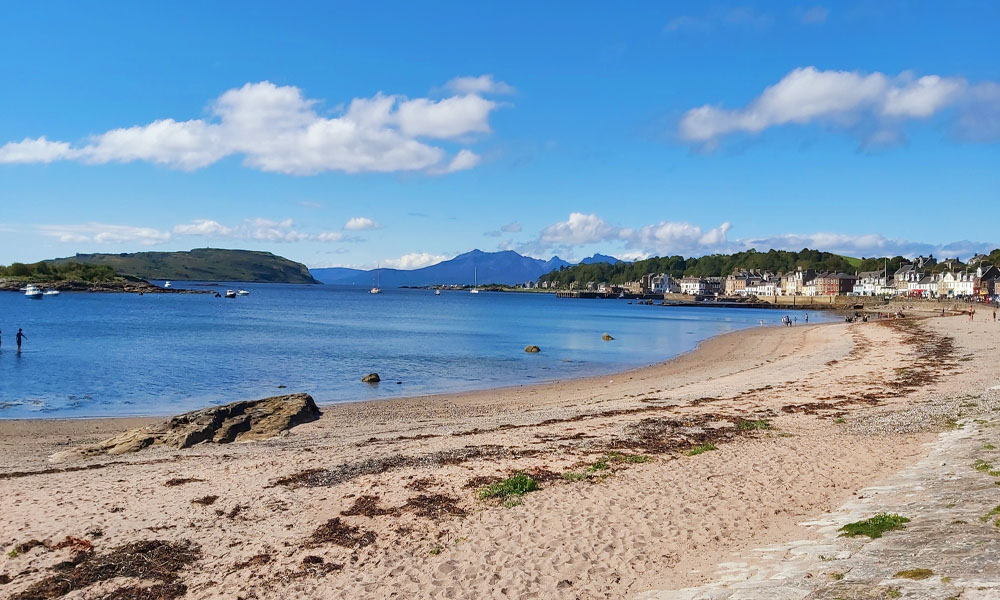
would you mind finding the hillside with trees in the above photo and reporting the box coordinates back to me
[43,248,319,284]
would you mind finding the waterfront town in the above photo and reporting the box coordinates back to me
[535,254,1000,300]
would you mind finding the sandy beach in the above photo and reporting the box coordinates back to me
[2,309,998,599]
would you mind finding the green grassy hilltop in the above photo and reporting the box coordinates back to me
[41,248,319,284]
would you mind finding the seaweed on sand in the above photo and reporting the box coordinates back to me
[10,540,200,600]
[307,518,375,549]
[341,495,399,517]
[403,494,467,519]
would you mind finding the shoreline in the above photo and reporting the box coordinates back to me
[0,318,838,424]
[2,309,995,599]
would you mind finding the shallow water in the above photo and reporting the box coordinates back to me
[0,284,836,418]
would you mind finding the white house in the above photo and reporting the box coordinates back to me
[781,267,814,296]
[651,273,680,294]
[679,277,706,295]
[938,271,975,297]
[853,270,894,296]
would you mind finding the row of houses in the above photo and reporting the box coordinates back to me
[537,254,1000,299]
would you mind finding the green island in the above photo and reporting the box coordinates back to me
[0,248,319,292]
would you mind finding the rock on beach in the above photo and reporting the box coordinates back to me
[50,393,321,462]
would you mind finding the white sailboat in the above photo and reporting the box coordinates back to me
[163,281,172,289]
[370,264,382,294]
[470,267,480,293]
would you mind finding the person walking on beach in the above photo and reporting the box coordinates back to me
[804,314,808,323]
[15,328,26,352]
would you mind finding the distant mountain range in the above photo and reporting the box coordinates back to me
[46,248,319,284]
[310,250,626,286]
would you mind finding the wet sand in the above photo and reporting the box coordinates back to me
[2,310,995,599]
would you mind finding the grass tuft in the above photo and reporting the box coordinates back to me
[838,513,910,539]
[894,568,933,580]
[980,505,1000,523]
[478,473,539,500]
[737,418,772,431]
[974,459,994,472]
[687,442,718,456]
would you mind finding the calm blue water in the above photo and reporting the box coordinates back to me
[0,285,836,418]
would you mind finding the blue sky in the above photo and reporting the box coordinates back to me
[1,1,998,268]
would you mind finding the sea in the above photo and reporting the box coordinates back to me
[0,284,838,419]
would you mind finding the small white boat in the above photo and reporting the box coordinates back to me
[470,267,480,293]
[25,285,43,299]
[43,289,60,296]
[225,290,237,298]
[434,289,441,295]
[237,289,250,296]
[164,281,172,289]
[370,264,382,294]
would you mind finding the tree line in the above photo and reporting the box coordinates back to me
[0,261,120,282]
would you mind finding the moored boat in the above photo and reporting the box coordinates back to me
[225,290,237,298]
[24,285,43,299]
[43,289,60,296]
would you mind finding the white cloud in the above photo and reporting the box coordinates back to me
[539,212,625,246]
[38,223,171,245]
[741,232,996,260]
[527,212,733,257]
[173,217,348,243]
[173,219,233,236]
[438,149,481,173]
[445,75,515,95]
[344,217,380,231]
[525,212,997,261]
[383,252,448,269]
[396,95,496,139]
[486,221,523,238]
[630,221,732,254]
[665,7,772,33]
[315,231,344,242]
[0,137,77,163]
[0,79,505,175]
[679,67,1000,147]
[800,6,829,24]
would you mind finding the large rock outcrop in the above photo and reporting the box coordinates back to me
[51,393,321,462]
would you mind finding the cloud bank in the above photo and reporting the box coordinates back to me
[0,79,509,175]
[679,67,1000,148]
[518,212,997,261]
[35,217,352,246]
[383,252,449,269]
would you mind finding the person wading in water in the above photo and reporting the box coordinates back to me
[16,328,26,352]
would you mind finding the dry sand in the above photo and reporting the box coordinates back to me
[1,309,996,599]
